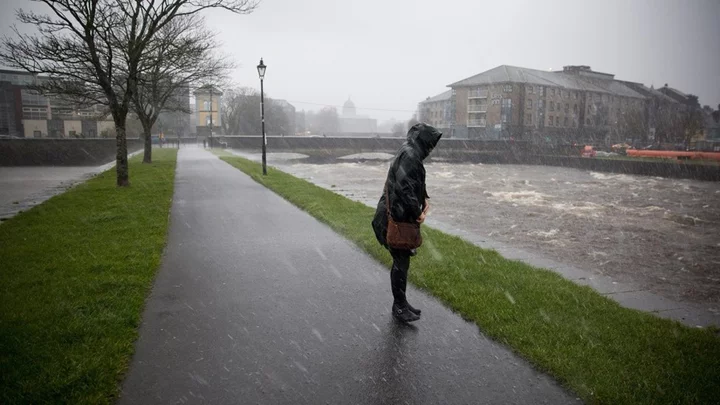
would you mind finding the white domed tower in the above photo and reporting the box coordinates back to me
[342,97,356,117]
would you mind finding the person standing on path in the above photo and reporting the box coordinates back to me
[372,123,442,323]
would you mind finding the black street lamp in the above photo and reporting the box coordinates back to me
[208,86,213,148]
[257,58,267,175]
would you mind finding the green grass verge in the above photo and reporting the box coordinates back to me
[0,149,177,404]
[218,152,720,405]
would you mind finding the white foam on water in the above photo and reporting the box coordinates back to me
[484,190,550,207]
[528,229,559,238]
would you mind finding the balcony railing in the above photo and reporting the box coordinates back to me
[468,89,488,98]
[468,105,487,113]
[468,119,487,127]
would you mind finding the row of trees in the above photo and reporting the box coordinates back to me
[220,87,293,135]
[0,0,257,186]
[616,97,717,146]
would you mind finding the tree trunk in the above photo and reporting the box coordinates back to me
[142,120,152,164]
[116,122,130,187]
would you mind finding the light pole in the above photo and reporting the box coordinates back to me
[208,86,213,148]
[257,58,267,175]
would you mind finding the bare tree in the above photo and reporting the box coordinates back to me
[1,0,256,186]
[221,86,290,135]
[301,107,339,135]
[133,14,232,163]
[617,107,648,144]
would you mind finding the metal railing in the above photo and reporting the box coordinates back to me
[468,89,488,98]
[468,105,488,113]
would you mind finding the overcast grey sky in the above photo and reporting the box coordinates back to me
[2,0,719,122]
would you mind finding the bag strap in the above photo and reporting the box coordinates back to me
[384,184,391,220]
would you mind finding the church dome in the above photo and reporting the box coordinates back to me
[342,98,356,117]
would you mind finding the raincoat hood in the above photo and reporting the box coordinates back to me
[406,123,442,160]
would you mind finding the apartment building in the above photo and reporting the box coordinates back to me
[418,90,454,135]
[419,65,700,144]
[443,65,651,142]
[0,69,114,138]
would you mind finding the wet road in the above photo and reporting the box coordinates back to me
[118,148,576,404]
[231,152,720,318]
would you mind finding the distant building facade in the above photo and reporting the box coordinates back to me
[0,69,114,138]
[416,64,708,145]
[339,98,377,133]
[194,85,222,136]
[418,89,454,136]
[154,85,191,137]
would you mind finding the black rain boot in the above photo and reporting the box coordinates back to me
[406,303,421,316]
[392,303,420,323]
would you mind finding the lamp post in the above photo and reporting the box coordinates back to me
[257,58,267,175]
[208,86,213,148]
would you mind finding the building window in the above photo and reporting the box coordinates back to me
[503,85,512,92]
[573,104,578,113]
[538,100,544,108]
[595,94,600,101]
[528,86,534,94]
[548,116,553,126]
[203,100,210,111]
[492,99,500,105]
[527,99,533,109]
[501,98,512,107]
[21,89,48,106]
[501,114,508,123]
[69,130,77,137]
[526,113,532,124]
[537,86,544,96]
[88,129,96,138]
[564,117,568,126]
[206,116,212,126]
[33,130,42,137]
[573,92,578,99]
[22,107,48,120]
[555,116,560,126]
[549,101,554,111]
[565,103,569,113]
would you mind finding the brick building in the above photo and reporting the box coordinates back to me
[0,69,114,138]
[423,65,694,145]
[418,90,454,135]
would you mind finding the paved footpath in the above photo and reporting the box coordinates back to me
[118,148,577,404]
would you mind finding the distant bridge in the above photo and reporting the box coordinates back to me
[220,135,529,159]
[218,135,720,181]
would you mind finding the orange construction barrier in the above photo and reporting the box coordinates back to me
[626,149,720,161]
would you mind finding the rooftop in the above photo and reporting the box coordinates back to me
[447,65,646,99]
[420,89,453,104]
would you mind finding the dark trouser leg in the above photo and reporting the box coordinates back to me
[390,249,411,307]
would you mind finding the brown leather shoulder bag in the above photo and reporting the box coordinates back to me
[385,187,423,250]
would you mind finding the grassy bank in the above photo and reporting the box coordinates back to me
[218,152,720,405]
[0,149,177,404]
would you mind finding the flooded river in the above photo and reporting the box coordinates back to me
[234,151,720,311]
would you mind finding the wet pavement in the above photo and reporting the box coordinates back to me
[231,151,720,327]
[118,148,577,404]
